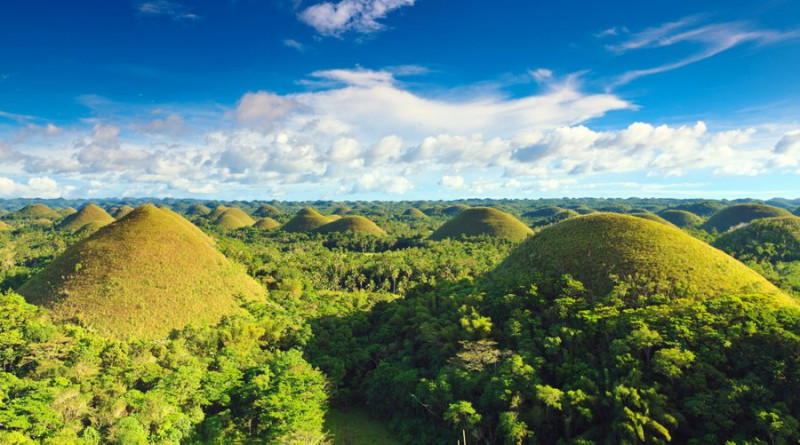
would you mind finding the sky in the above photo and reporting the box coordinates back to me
[1,0,799,200]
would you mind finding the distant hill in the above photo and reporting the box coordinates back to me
[12,204,62,220]
[253,217,280,230]
[629,212,677,227]
[402,208,428,219]
[523,206,565,218]
[702,204,792,233]
[214,207,255,229]
[282,207,333,232]
[58,207,77,217]
[657,209,704,228]
[253,204,281,218]
[672,201,726,217]
[714,216,800,263]
[209,205,228,219]
[111,205,134,219]
[430,207,533,241]
[18,204,265,339]
[442,204,470,216]
[493,213,791,304]
[187,203,212,216]
[315,215,386,235]
[56,204,115,231]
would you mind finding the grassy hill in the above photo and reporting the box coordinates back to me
[493,213,792,304]
[253,217,280,230]
[315,216,386,235]
[111,205,134,219]
[56,204,115,231]
[430,207,533,241]
[12,204,62,220]
[402,208,428,219]
[332,206,352,216]
[253,204,281,218]
[523,206,566,218]
[209,205,229,219]
[714,216,800,263]
[59,207,77,217]
[0,221,11,231]
[188,203,212,216]
[657,209,704,228]
[672,201,726,217]
[629,212,677,227]
[214,207,256,229]
[702,204,792,233]
[282,207,333,233]
[18,204,265,339]
[442,204,470,215]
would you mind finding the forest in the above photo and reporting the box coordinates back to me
[0,197,799,444]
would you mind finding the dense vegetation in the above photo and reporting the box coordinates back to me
[0,197,799,443]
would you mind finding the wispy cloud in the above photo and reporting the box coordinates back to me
[299,0,415,36]
[0,110,36,123]
[604,17,799,86]
[283,39,307,52]
[138,1,200,21]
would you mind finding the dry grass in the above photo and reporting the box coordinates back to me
[430,207,533,241]
[282,207,334,233]
[56,204,115,231]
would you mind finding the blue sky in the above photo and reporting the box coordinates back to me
[1,0,799,200]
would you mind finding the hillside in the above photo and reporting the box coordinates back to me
[188,203,212,216]
[253,217,280,229]
[657,209,704,227]
[282,207,333,232]
[629,212,677,227]
[18,204,265,338]
[12,204,62,220]
[493,213,791,304]
[702,204,792,233]
[714,216,800,263]
[315,216,386,235]
[442,204,469,215]
[402,208,428,219]
[523,206,565,218]
[209,205,229,219]
[111,205,134,219]
[672,201,726,217]
[430,207,533,241]
[0,221,11,231]
[56,204,115,231]
[254,204,281,218]
[59,207,77,216]
[214,207,256,229]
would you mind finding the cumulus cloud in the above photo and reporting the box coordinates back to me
[0,176,70,198]
[299,0,415,36]
[235,92,296,129]
[440,175,465,189]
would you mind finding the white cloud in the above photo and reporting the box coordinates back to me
[440,174,464,189]
[606,18,800,85]
[299,0,415,36]
[0,176,70,198]
[138,1,199,21]
[283,39,307,52]
[235,92,296,128]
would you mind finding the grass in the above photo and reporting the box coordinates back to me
[253,204,281,218]
[523,206,566,218]
[702,204,792,233]
[111,205,134,219]
[402,208,428,219]
[657,209,704,228]
[282,207,334,232]
[494,213,793,305]
[628,212,677,228]
[672,201,726,217]
[59,207,77,216]
[209,205,229,219]
[18,204,265,339]
[214,207,255,229]
[430,207,533,241]
[0,221,11,231]
[187,203,212,215]
[315,216,386,235]
[11,204,62,220]
[324,408,400,445]
[56,204,115,231]
[714,216,800,263]
[253,217,280,230]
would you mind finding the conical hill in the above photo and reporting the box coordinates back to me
[214,207,255,229]
[702,204,792,233]
[714,216,800,263]
[253,217,280,230]
[314,216,386,235]
[282,207,333,232]
[56,204,115,231]
[430,207,533,241]
[18,204,265,339]
[493,213,792,305]
[13,204,61,220]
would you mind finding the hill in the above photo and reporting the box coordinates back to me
[253,217,280,230]
[111,205,134,219]
[493,213,791,304]
[56,204,115,231]
[714,217,800,263]
[523,206,565,218]
[12,204,62,220]
[59,207,77,217]
[332,206,352,216]
[282,208,333,233]
[629,212,677,227]
[315,216,386,235]
[209,205,229,219]
[430,207,533,241]
[253,204,281,218]
[0,221,11,231]
[702,204,792,233]
[442,204,470,216]
[657,209,704,228]
[214,207,256,229]
[18,204,265,339]
[794,207,800,216]
[672,201,725,217]
[187,203,212,216]
[402,208,428,219]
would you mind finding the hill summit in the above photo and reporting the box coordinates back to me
[315,215,386,235]
[18,204,265,339]
[56,204,115,231]
[430,207,533,241]
[493,213,791,304]
[282,207,333,232]
[702,204,792,233]
[214,207,255,229]
[12,204,62,220]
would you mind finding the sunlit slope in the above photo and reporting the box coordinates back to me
[715,216,800,263]
[430,207,533,241]
[18,204,265,339]
[315,216,386,235]
[56,204,115,231]
[494,213,792,304]
[282,207,333,232]
[703,204,792,232]
[657,209,704,228]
